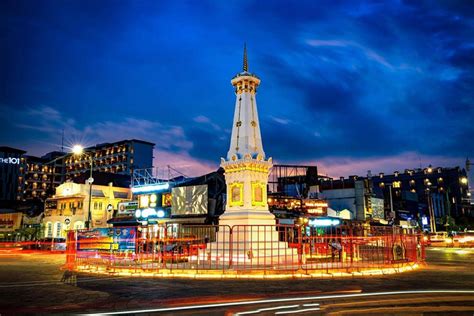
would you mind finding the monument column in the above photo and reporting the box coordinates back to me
[219,44,276,226]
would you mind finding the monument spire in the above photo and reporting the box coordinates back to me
[243,43,248,72]
[227,45,265,161]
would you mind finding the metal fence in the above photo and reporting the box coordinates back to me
[65,224,424,275]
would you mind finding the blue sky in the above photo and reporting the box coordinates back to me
[1,0,473,177]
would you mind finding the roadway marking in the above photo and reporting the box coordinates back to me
[88,290,474,315]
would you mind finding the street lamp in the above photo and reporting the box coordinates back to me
[72,144,94,230]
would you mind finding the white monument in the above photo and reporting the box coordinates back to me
[200,46,297,265]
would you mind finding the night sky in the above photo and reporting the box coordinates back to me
[1,0,473,178]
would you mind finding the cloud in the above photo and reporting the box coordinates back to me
[269,116,291,125]
[306,39,394,70]
[153,149,216,177]
[193,115,210,123]
[193,115,222,131]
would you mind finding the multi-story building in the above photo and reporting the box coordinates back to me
[0,146,26,202]
[371,166,472,230]
[22,152,65,202]
[1,139,153,207]
[64,139,154,179]
[43,181,131,238]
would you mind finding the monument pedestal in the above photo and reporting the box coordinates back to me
[194,210,299,266]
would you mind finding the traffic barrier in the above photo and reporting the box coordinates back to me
[65,224,424,276]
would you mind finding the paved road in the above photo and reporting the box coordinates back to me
[0,247,473,314]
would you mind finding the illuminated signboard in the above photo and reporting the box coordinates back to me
[304,200,328,215]
[0,157,20,165]
[131,182,170,194]
[162,193,172,207]
[171,185,208,215]
[117,201,139,216]
[308,218,341,227]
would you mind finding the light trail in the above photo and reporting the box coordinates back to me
[0,275,127,288]
[234,304,299,315]
[275,307,321,314]
[88,290,474,315]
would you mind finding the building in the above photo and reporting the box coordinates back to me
[0,210,23,241]
[317,177,379,221]
[22,151,65,202]
[268,165,320,197]
[371,166,472,230]
[64,139,154,179]
[1,139,153,209]
[0,146,26,202]
[43,181,131,238]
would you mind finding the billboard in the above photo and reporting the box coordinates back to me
[117,201,139,216]
[77,227,136,252]
[0,213,22,232]
[171,185,208,216]
[77,228,113,251]
[371,197,385,220]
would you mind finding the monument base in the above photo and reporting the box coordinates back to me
[192,210,299,266]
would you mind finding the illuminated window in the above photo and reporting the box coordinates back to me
[393,181,401,188]
[379,182,385,188]
[438,177,443,183]
[410,179,416,186]
[139,195,149,208]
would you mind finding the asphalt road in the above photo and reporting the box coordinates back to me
[0,247,473,315]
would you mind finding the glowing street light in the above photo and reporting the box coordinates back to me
[72,144,94,229]
[72,144,84,155]
[460,177,468,185]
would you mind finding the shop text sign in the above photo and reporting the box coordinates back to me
[0,157,20,165]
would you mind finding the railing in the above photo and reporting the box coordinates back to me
[65,224,424,275]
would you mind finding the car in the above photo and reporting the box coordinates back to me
[37,238,67,251]
[453,232,474,244]
[428,232,448,244]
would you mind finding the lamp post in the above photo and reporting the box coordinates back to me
[72,145,94,230]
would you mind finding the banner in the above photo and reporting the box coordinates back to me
[77,227,136,252]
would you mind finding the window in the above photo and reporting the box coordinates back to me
[46,222,53,238]
[55,222,61,238]
[74,222,84,230]
[379,182,385,188]
[393,181,401,188]
[94,202,98,210]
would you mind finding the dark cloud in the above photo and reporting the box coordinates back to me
[1,0,473,174]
